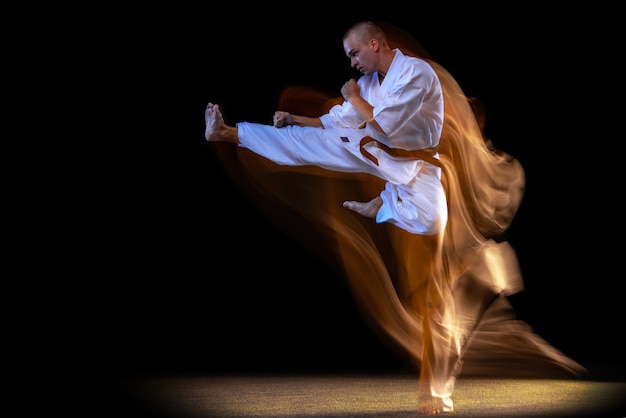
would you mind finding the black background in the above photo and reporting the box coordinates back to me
[77,3,623,385]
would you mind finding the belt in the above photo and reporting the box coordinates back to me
[359,136,442,168]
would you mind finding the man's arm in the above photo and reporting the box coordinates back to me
[342,79,385,134]
[273,111,324,128]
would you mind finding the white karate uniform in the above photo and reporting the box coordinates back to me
[237,49,447,235]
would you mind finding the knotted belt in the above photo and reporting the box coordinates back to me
[359,136,442,168]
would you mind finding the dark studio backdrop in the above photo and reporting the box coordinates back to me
[87,3,623,385]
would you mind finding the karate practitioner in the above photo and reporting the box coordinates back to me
[204,21,585,415]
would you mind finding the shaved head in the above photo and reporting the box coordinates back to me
[344,21,387,45]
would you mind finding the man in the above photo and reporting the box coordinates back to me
[205,21,585,415]
[205,20,447,236]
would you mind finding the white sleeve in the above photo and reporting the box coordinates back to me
[319,101,363,129]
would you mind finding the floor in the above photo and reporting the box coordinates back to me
[97,372,626,418]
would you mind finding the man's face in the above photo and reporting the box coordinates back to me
[343,35,375,75]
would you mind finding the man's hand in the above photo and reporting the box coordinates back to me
[341,79,360,102]
[273,111,293,128]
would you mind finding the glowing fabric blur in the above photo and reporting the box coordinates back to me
[207,24,586,413]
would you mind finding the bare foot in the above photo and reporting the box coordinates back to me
[343,196,383,219]
[205,102,224,141]
[417,404,442,415]
[417,396,453,415]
